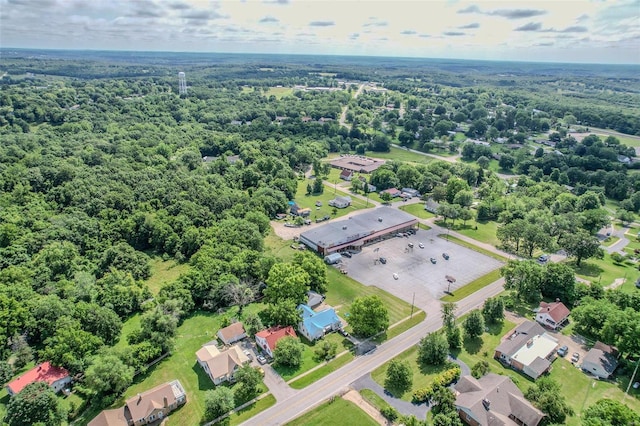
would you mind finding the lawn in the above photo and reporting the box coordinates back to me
[289,352,355,389]
[75,305,268,426]
[441,269,503,302]
[293,177,373,221]
[438,234,508,262]
[264,86,294,99]
[570,254,640,290]
[144,257,190,294]
[264,227,297,262]
[229,394,276,425]
[286,397,378,426]
[453,220,500,247]
[371,345,450,401]
[399,203,435,220]
[364,146,434,164]
[325,268,414,325]
[601,235,620,247]
[359,388,391,412]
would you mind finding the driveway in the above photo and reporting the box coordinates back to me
[240,341,295,401]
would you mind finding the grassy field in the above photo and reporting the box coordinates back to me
[452,220,500,247]
[264,86,294,99]
[399,203,435,220]
[325,268,413,325]
[292,177,373,221]
[371,345,450,401]
[144,257,190,294]
[571,253,640,291]
[289,352,355,389]
[441,269,503,302]
[286,397,378,426]
[364,146,434,164]
[229,394,277,425]
[75,305,268,426]
[438,234,508,262]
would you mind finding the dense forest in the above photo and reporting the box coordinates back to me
[1,50,639,424]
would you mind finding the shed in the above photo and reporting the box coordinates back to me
[324,253,342,264]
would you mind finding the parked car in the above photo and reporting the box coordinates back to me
[557,345,568,357]
[408,242,414,248]
[442,252,450,260]
[430,257,437,264]
[243,350,253,360]
[341,252,352,258]
[257,355,267,365]
[393,273,399,280]
[538,254,549,263]
[379,257,387,264]
[418,242,424,249]
[571,353,580,363]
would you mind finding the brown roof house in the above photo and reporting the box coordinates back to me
[455,374,545,426]
[535,301,570,330]
[217,322,246,345]
[196,342,250,385]
[494,321,558,380]
[88,380,186,426]
[255,326,297,358]
[581,341,619,379]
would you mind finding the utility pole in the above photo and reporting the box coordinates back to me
[410,292,415,318]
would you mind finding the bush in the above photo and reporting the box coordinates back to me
[380,406,399,421]
[412,365,461,403]
[471,360,490,378]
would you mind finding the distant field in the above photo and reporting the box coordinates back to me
[365,146,434,164]
[265,86,294,99]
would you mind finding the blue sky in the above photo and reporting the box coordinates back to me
[1,0,639,64]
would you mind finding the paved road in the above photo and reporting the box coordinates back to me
[339,83,365,128]
[240,279,504,425]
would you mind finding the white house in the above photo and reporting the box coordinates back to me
[297,304,342,341]
[328,196,352,209]
[5,362,71,396]
[535,301,570,330]
[582,342,619,379]
[255,326,297,358]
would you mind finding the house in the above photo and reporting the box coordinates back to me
[290,203,311,217]
[255,326,297,358]
[307,291,325,309]
[455,374,545,426]
[297,304,342,341]
[5,362,71,396]
[339,169,354,181]
[425,197,440,213]
[494,321,558,380]
[401,188,420,198]
[217,322,247,345]
[328,196,352,209]
[582,342,619,379]
[618,155,631,164]
[379,188,402,198]
[88,380,186,426]
[196,342,250,385]
[535,301,570,330]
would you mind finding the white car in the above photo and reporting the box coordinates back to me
[393,273,399,280]
[418,242,424,249]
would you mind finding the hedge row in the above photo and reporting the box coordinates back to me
[412,365,461,403]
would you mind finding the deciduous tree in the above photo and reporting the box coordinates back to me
[385,360,413,396]
[348,295,389,337]
[273,336,304,367]
[418,332,449,366]
[4,382,67,426]
[463,309,485,339]
[204,386,234,421]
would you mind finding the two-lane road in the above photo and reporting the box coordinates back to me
[241,278,505,425]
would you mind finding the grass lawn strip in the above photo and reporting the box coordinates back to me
[571,254,639,291]
[399,203,436,220]
[441,269,502,302]
[289,352,355,389]
[229,394,277,425]
[285,397,379,426]
[359,389,391,412]
[437,234,508,262]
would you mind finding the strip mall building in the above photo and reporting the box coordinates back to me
[299,207,418,255]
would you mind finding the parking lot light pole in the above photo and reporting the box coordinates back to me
[410,292,415,318]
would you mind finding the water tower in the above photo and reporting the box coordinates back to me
[178,72,187,95]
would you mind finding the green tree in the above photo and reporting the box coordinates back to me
[482,297,504,324]
[292,251,328,294]
[264,263,310,306]
[4,382,67,426]
[0,361,13,387]
[84,354,134,395]
[582,399,639,426]
[380,191,393,203]
[41,319,104,374]
[266,300,301,327]
[446,325,462,350]
[463,309,485,339]
[560,230,604,267]
[234,365,262,401]
[441,302,457,330]
[384,359,413,396]
[314,340,337,361]
[498,154,515,171]
[418,332,449,366]
[525,377,574,424]
[273,336,304,367]
[502,260,544,303]
[471,360,490,378]
[204,386,235,421]
[348,295,389,337]
[243,313,264,336]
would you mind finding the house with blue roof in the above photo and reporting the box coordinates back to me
[297,304,342,341]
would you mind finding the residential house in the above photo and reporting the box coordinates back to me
[425,197,440,213]
[5,362,71,396]
[297,304,342,341]
[339,169,354,181]
[255,326,297,358]
[217,322,246,346]
[328,196,352,209]
[307,291,325,309]
[196,342,249,385]
[379,188,402,198]
[290,203,311,217]
[535,301,570,330]
[455,374,545,426]
[582,342,619,379]
[88,380,187,426]
[494,321,558,380]
[617,155,631,164]
[401,188,420,198]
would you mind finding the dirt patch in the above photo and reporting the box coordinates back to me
[605,277,625,290]
[342,389,388,425]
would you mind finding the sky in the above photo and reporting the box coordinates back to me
[1,0,639,64]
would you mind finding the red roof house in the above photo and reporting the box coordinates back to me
[535,301,570,330]
[254,326,297,358]
[5,362,71,396]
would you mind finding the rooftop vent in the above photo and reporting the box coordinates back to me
[342,226,347,230]
[482,398,491,410]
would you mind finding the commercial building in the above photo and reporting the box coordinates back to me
[299,207,418,255]
[330,155,385,173]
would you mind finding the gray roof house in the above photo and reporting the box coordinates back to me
[582,341,619,379]
[455,374,544,426]
[494,321,558,380]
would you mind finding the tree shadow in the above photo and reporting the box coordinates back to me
[569,260,603,278]
[192,362,216,392]
[417,362,449,376]
[463,337,484,355]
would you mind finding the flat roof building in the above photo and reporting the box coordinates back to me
[330,155,385,173]
[299,207,418,255]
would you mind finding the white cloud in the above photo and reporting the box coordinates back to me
[0,0,637,64]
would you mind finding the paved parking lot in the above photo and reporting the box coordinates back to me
[338,228,503,312]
